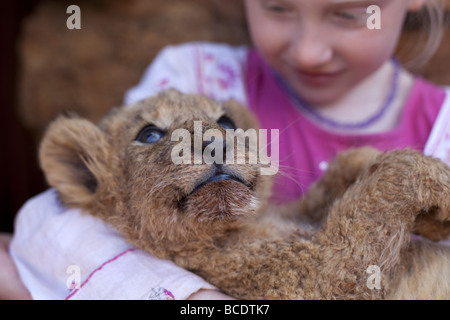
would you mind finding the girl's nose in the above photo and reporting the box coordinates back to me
[289,26,333,69]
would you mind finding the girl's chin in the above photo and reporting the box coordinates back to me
[281,73,351,106]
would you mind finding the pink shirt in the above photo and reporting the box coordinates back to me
[245,49,446,203]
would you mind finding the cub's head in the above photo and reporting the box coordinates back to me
[39,90,272,257]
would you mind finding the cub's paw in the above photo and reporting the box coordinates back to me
[413,205,450,241]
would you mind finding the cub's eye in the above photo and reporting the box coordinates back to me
[217,116,237,130]
[135,125,165,144]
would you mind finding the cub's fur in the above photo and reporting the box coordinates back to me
[39,89,450,299]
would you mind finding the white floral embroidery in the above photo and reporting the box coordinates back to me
[147,287,175,300]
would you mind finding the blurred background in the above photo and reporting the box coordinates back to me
[1,0,450,233]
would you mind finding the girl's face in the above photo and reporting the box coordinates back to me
[244,0,425,106]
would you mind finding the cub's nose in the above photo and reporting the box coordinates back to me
[202,137,227,152]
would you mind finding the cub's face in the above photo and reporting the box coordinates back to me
[39,90,272,254]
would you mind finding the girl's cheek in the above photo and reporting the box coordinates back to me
[340,27,401,62]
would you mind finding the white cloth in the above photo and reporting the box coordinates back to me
[10,189,216,300]
[124,42,248,105]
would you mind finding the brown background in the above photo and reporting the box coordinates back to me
[1,0,450,232]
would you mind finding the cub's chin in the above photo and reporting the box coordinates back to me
[180,177,258,223]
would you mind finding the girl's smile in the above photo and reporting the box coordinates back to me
[294,68,345,88]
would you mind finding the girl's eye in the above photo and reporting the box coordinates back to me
[335,11,358,20]
[266,4,288,13]
[262,1,290,13]
[333,9,368,23]
[136,125,165,144]
[217,116,237,130]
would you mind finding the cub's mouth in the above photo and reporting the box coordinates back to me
[191,172,249,196]
[191,163,254,194]
[175,164,257,214]
[176,164,258,215]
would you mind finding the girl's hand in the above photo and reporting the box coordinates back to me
[0,233,32,300]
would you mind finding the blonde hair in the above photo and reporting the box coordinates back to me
[213,0,446,71]
[398,0,446,71]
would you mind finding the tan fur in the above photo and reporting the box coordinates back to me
[39,89,450,299]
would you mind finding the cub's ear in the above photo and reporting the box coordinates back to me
[39,116,112,209]
[221,99,260,131]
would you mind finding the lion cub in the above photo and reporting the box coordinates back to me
[39,89,450,299]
